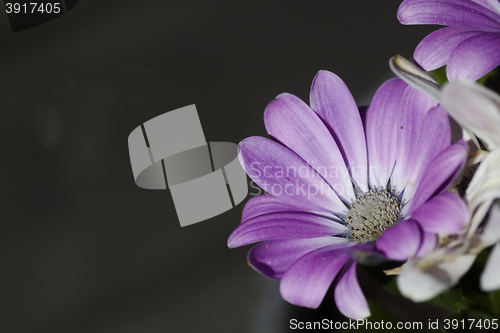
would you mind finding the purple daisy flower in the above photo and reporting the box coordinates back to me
[228,71,468,319]
[398,0,500,81]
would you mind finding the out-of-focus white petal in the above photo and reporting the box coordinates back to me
[466,149,500,240]
[481,242,500,292]
[398,251,476,302]
[442,81,500,150]
[467,149,500,198]
[469,199,494,238]
[479,201,500,247]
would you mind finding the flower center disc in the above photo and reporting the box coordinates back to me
[345,190,401,243]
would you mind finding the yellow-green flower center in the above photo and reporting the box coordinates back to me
[346,190,401,243]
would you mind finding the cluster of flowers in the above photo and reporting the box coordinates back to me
[228,0,500,319]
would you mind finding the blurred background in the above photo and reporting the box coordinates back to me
[0,1,448,332]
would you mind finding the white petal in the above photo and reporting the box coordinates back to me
[442,81,500,150]
[467,149,500,203]
[397,252,476,302]
[479,201,500,247]
[468,199,494,238]
[481,242,500,292]
[466,149,500,241]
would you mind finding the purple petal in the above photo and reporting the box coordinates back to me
[238,136,347,214]
[241,195,301,223]
[405,141,468,215]
[264,93,356,202]
[414,27,483,71]
[334,261,370,319]
[447,32,500,81]
[248,237,351,279]
[376,219,422,261]
[398,0,500,31]
[391,86,438,194]
[227,212,348,248]
[416,231,437,257]
[280,245,350,308]
[411,193,468,234]
[402,105,451,203]
[365,78,408,189]
[310,71,368,192]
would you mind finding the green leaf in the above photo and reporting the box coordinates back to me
[430,66,448,86]
[361,263,399,289]
[483,66,500,95]
[440,285,466,309]
[459,251,498,316]
[489,290,500,316]
[382,277,400,296]
[479,67,499,85]
[468,308,500,320]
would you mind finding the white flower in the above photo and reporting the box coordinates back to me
[398,149,500,300]
[390,57,500,299]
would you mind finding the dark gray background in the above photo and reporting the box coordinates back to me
[0,1,443,332]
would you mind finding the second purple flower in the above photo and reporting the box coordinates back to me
[398,0,500,81]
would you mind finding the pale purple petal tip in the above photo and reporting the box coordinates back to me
[264,93,356,202]
[334,261,370,319]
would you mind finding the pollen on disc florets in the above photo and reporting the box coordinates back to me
[345,189,401,243]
